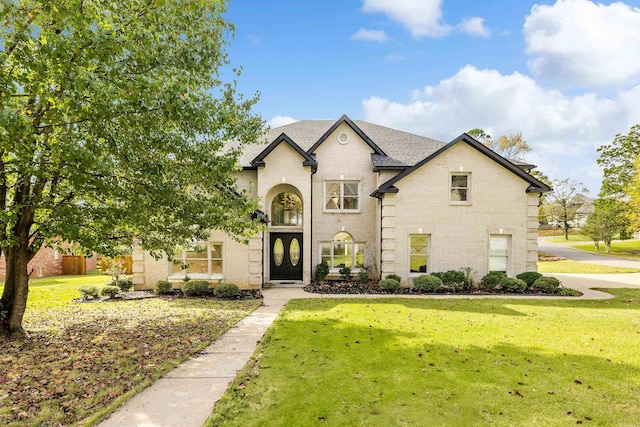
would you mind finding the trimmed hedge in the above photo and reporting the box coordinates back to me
[500,278,527,293]
[412,275,443,292]
[533,276,561,294]
[79,286,99,299]
[379,278,400,292]
[100,285,120,298]
[480,272,506,290]
[154,280,173,295]
[182,280,210,296]
[516,272,543,287]
[385,274,402,282]
[214,283,240,299]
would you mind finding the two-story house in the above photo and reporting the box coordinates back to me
[132,115,550,289]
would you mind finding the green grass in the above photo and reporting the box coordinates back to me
[543,234,591,243]
[538,260,640,274]
[572,240,640,260]
[208,292,640,426]
[0,273,260,426]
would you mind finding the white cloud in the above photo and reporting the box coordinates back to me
[524,0,640,88]
[246,34,261,45]
[268,115,297,128]
[361,65,640,192]
[459,17,489,37]
[385,52,406,62]
[362,0,451,38]
[351,28,389,42]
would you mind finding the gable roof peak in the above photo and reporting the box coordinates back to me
[306,114,386,156]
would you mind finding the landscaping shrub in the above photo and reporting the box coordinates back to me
[154,280,173,295]
[516,272,543,287]
[480,272,506,290]
[500,278,527,293]
[112,276,134,291]
[460,267,476,290]
[557,286,581,296]
[214,283,240,299]
[385,273,402,282]
[100,285,120,298]
[182,280,210,296]
[358,271,369,282]
[412,275,442,292]
[379,278,400,292]
[339,266,352,281]
[533,276,561,294]
[440,270,466,287]
[79,285,99,299]
[314,261,329,282]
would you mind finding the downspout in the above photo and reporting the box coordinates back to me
[261,229,265,289]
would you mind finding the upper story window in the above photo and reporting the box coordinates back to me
[171,243,222,277]
[325,181,360,212]
[450,173,470,204]
[271,192,302,226]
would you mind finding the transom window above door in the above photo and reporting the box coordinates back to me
[324,181,360,212]
[271,192,302,226]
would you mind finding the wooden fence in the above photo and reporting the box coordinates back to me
[62,256,86,275]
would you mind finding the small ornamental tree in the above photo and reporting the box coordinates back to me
[0,1,265,337]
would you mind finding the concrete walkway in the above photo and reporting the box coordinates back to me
[99,270,640,427]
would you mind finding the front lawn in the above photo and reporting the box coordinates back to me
[0,274,261,426]
[209,291,640,426]
[572,240,640,260]
[538,259,640,274]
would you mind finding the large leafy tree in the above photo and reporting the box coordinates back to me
[583,199,628,253]
[467,129,532,161]
[625,154,640,232]
[0,0,265,336]
[597,124,640,198]
[545,179,588,240]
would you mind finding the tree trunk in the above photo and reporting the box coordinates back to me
[594,240,600,251]
[604,240,611,254]
[0,247,31,338]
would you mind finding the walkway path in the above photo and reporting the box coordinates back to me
[99,269,640,427]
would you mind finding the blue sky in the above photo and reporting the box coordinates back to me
[224,0,640,195]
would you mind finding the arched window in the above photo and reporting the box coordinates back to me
[271,192,302,226]
[320,232,365,269]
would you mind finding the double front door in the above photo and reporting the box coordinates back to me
[270,233,302,281]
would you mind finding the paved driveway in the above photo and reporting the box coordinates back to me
[538,238,640,290]
[538,238,640,269]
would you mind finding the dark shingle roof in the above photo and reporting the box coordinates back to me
[236,117,447,169]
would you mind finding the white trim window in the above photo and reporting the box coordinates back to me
[170,243,222,279]
[409,234,429,275]
[450,173,470,204]
[324,181,360,212]
[320,232,364,270]
[489,235,510,274]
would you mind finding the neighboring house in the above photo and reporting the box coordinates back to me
[133,115,550,289]
[0,245,98,280]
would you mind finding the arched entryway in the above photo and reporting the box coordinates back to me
[268,186,303,281]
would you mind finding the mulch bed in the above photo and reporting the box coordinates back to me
[75,289,263,303]
[304,281,575,296]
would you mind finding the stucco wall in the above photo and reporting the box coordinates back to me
[382,141,538,285]
[311,123,380,278]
